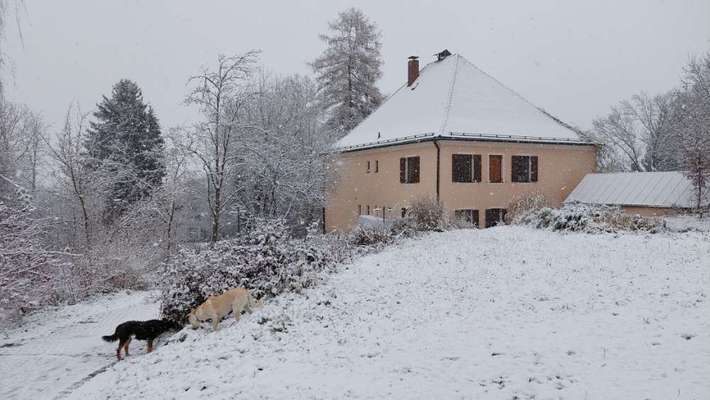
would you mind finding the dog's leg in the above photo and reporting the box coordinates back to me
[116,338,126,360]
[147,339,154,353]
[123,337,131,357]
[233,298,247,322]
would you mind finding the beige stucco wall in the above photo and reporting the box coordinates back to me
[325,140,596,231]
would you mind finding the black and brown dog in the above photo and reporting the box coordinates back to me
[102,319,182,360]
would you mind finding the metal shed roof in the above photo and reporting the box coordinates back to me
[565,171,695,208]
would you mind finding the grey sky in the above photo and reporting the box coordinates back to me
[4,0,710,133]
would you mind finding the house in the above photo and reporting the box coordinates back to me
[325,50,597,231]
[565,171,695,216]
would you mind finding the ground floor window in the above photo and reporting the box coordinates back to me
[485,208,507,228]
[454,209,479,227]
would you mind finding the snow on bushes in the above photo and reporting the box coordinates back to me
[160,201,452,323]
[516,202,663,233]
[505,192,548,224]
[0,195,74,323]
[407,197,448,231]
[159,219,347,323]
[350,198,447,246]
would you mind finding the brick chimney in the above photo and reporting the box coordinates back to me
[407,56,419,86]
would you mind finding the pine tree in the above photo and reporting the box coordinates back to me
[311,8,383,139]
[86,79,165,220]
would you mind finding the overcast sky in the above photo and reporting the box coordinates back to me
[4,0,710,133]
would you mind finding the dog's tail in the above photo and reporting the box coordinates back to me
[102,333,118,342]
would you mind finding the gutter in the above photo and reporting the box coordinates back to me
[335,132,596,154]
[433,140,440,201]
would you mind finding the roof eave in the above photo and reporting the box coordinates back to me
[334,132,596,153]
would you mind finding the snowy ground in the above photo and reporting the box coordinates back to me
[3,227,709,399]
[665,215,710,232]
[0,291,159,400]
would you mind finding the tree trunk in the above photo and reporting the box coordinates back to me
[211,186,221,242]
[165,200,176,257]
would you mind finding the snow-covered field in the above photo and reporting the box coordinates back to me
[665,215,710,232]
[3,226,709,399]
[0,291,159,400]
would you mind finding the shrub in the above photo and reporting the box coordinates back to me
[407,197,447,231]
[517,202,662,233]
[505,192,548,224]
[350,225,392,246]
[159,218,346,323]
[0,196,74,324]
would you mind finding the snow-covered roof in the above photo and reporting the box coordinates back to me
[565,171,694,208]
[336,53,590,151]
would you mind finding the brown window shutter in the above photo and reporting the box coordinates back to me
[473,155,481,182]
[530,156,538,182]
[489,155,502,183]
[400,158,406,183]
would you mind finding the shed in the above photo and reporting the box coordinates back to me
[565,171,695,216]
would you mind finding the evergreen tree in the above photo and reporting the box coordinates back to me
[86,79,165,220]
[311,8,383,139]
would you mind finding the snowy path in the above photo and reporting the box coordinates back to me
[66,227,710,400]
[0,291,159,400]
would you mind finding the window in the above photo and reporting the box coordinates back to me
[400,156,420,184]
[375,160,379,173]
[401,208,408,218]
[489,155,502,183]
[511,156,538,183]
[485,208,507,228]
[452,154,481,183]
[454,209,480,227]
[358,204,362,215]
[366,161,371,173]
[366,205,370,215]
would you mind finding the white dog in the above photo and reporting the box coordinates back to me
[188,287,262,331]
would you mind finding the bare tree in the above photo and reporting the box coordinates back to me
[21,112,44,191]
[591,91,679,172]
[233,71,330,228]
[623,93,676,171]
[591,106,646,171]
[677,54,710,215]
[132,132,189,256]
[45,104,93,249]
[183,51,259,242]
[0,99,23,194]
